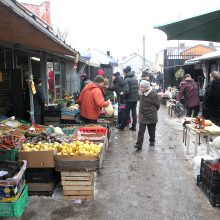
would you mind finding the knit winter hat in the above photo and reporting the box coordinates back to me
[97,69,104,76]
[140,80,150,89]
[123,66,131,74]
[94,75,105,83]
[112,72,120,77]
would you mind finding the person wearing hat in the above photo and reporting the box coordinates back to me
[134,80,160,149]
[176,74,200,117]
[118,66,139,131]
[80,71,91,91]
[77,75,109,123]
[108,72,125,127]
[97,69,109,96]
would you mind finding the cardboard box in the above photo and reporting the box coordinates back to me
[18,151,55,168]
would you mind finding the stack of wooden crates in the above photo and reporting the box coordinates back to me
[61,171,95,200]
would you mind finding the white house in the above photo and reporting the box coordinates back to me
[118,53,154,79]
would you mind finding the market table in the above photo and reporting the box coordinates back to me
[183,123,220,156]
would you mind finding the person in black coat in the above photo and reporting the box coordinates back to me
[25,78,45,124]
[33,78,46,124]
[118,66,139,131]
[80,72,91,92]
[202,71,220,126]
[108,72,125,127]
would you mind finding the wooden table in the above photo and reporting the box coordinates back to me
[183,123,220,156]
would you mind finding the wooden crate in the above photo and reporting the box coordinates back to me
[55,144,105,171]
[61,171,95,201]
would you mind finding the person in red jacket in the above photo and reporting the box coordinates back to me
[177,74,200,117]
[77,75,109,123]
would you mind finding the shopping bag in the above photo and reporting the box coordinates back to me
[104,101,114,117]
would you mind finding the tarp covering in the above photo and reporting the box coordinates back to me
[154,9,220,42]
[80,48,118,67]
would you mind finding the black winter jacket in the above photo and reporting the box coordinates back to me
[33,84,45,116]
[123,72,139,103]
[202,79,220,118]
[109,76,124,96]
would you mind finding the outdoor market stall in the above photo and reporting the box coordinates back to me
[0,115,111,217]
[182,117,220,156]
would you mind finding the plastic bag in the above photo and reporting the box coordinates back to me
[104,101,114,117]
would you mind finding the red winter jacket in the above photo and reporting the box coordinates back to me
[77,82,109,120]
[177,79,200,108]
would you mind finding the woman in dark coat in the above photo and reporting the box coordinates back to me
[177,74,200,117]
[134,80,160,149]
[202,71,220,126]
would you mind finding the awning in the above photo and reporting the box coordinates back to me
[80,48,118,67]
[154,9,220,42]
[0,0,77,56]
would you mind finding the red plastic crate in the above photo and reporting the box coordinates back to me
[77,127,107,135]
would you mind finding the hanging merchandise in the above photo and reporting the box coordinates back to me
[31,81,36,95]
[175,68,185,81]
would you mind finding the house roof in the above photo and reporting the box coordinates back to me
[120,53,153,65]
[181,44,216,54]
[0,0,77,56]
[184,49,220,65]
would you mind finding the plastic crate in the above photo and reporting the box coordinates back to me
[77,127,107,135]
[200,159,220,181]
[0,160,27,186]
[0,148,18,161]
[0,184,28,217]
[25,168,59,183]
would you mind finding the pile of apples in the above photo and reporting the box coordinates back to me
[56,140,102,156]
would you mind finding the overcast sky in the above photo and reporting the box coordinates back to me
[19,0,220,62]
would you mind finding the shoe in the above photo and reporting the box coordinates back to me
[134,144,142,150]
[117,126,124,131]
[129,127,136,131]
[150,142,155,146]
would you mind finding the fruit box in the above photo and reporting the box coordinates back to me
[0,160,26,202]
[18,150,56,168]
[55,145,105,171]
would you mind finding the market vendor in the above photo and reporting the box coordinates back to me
[77,75,109,123]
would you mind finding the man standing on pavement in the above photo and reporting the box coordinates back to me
[118,66,139,131]
[134,80,160,149]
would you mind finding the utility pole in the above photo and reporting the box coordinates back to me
[142,35,146,71]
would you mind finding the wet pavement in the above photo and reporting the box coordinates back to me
[6,106,220,220]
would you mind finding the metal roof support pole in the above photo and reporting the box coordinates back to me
[41,53,48,104]
[28,56,35,124]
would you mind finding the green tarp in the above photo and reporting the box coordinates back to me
[154,9,220,42]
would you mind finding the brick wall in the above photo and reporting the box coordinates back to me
[22,1,51,26]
